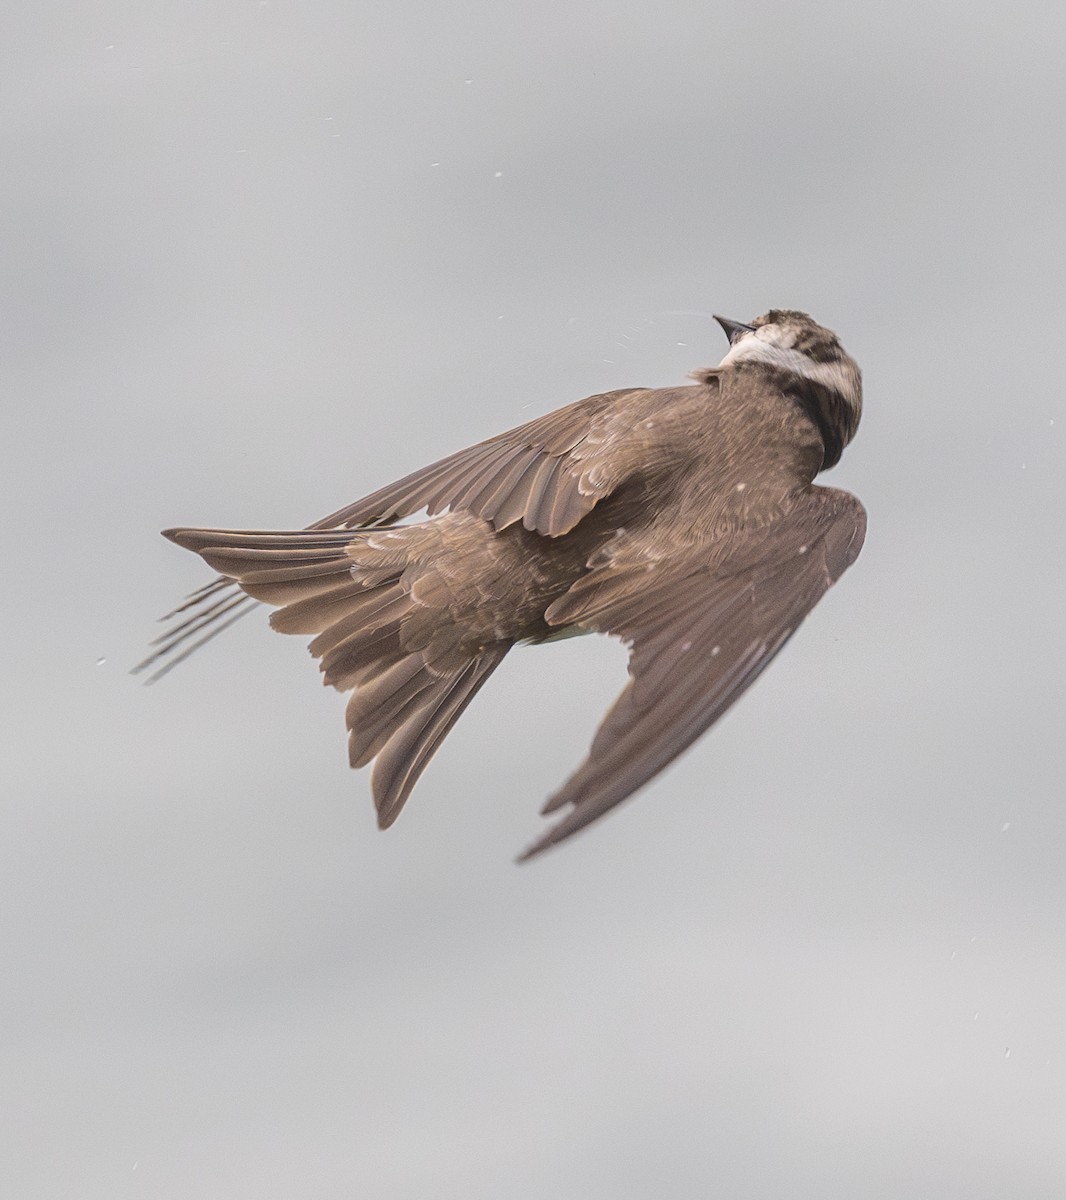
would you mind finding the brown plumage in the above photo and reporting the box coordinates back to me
[139,309,866,859]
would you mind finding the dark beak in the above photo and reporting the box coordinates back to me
[714,315,755,344]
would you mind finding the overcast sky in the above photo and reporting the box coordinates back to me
[4,2,1066,1196]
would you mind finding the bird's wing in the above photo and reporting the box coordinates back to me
[136,387,665,678]
[313,387,652,538]
[518,487,866,860]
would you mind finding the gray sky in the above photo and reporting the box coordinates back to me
[4,2,1066,1196]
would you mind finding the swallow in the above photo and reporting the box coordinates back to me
[139,309,866,859]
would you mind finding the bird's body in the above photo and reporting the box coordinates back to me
[143,310,866,859]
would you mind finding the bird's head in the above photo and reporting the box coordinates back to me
[713,309,862,470]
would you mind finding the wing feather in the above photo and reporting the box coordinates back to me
[311,388,644,536]
[519,488,866,859]
[137,388,659,679]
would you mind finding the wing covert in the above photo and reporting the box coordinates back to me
[314,388,646,538]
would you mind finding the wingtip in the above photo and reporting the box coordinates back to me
[376,804,402,831]
[514,828,560,864]
[161,526,220,550]
[162,527,193,547]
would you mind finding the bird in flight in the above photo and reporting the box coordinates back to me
[139,310,866,860]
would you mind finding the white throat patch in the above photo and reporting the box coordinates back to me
[719,329,860,410]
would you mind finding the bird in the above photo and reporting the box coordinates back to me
[138,309,866,860]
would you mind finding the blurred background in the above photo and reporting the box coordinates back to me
[4,2,1065,1196]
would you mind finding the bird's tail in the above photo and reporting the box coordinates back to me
[141,526,510,827]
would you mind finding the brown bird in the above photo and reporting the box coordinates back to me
[139,309,866,859]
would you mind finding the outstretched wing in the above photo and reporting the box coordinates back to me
[136,387,656,680]
[314,386,652,537]
[518,487,866,860]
